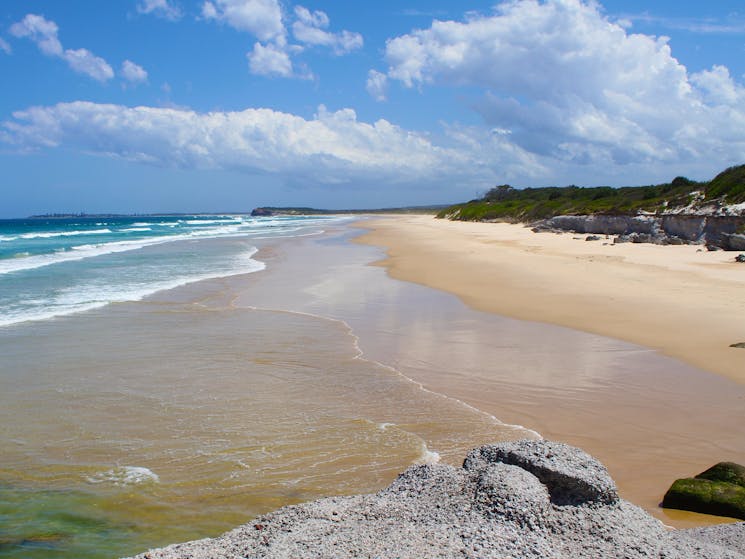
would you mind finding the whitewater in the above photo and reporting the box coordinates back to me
[0,214,344,327]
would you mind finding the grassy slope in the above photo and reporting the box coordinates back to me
[438,165,745,221]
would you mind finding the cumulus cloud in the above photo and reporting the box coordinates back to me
[202,0,284,42]
[292,6,363,54]
[10,14,114,82]
[366,70,388,101]
[137,0,183,21]
[10,14,63,56]
[0,37,12,54]
[0,101,529,189]
[201,0,362,78]
[64,48,115,82]
[121,60,148,83]
[368,0,745,174]
[247,42,294,77]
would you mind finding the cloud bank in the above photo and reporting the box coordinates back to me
[2,102,520,189]
[371,0,745,174]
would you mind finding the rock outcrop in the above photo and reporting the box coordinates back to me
[127,440,745,559]
[533,215,745,249]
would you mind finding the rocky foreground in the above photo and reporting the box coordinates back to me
[128,440,745,559]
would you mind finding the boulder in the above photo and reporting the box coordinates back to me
[723,234,745,251]
[663,462,745,520]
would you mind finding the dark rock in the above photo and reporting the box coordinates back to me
[585,235,601,241]
[663,478,745,520]
[736,254,745,263]
[534,215,745,249]
[663,462,745,520]
[631,233,653,244]
[722,234,745,251]
[698,463,745,488]
[250,207,273,216]
[731,343,745,349]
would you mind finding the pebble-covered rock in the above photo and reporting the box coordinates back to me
[127,440,745,559]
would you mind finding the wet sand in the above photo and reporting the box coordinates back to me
[354,215,745,526]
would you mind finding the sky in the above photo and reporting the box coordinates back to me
[1,0,744,217]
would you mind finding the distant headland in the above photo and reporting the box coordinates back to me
[249,205,448,217]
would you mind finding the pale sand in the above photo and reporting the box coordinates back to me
[355,215,745,526]
[356,215,745,386]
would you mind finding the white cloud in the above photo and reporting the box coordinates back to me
[619,12,745,34]
[247,42,294,77]
[64,48,115,82]
[0,37,12,54]
[202,0,284,42]
[1,101,525,189]
[292,6,363,55]
[10,14,114,82]
[690,65,744,106]
[121,60,148,83]
[201,1,362,78]
[366,70,388,102]
[10,14,63,56]
[137,0,183,21]
[371,0,745,172]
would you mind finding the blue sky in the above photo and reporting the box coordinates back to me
[1,0,744,217]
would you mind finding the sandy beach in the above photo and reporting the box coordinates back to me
[355,215,745,524]
[357,215,745,385]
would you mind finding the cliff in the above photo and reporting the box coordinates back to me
[126,440,745,559]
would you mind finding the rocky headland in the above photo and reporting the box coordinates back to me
[127,440,745,559]
[438,164,745,250]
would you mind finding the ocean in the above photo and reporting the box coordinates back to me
[0,214,339,327]
[0,215,530,558]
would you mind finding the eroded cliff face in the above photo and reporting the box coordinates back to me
[536,215,745,249]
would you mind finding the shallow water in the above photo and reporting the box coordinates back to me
[0,230,527,558]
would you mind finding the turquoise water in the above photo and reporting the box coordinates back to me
[0,214,343,326]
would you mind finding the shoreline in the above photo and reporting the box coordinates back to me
[353,215,745,524]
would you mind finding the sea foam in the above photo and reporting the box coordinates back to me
[86,466,160,486]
